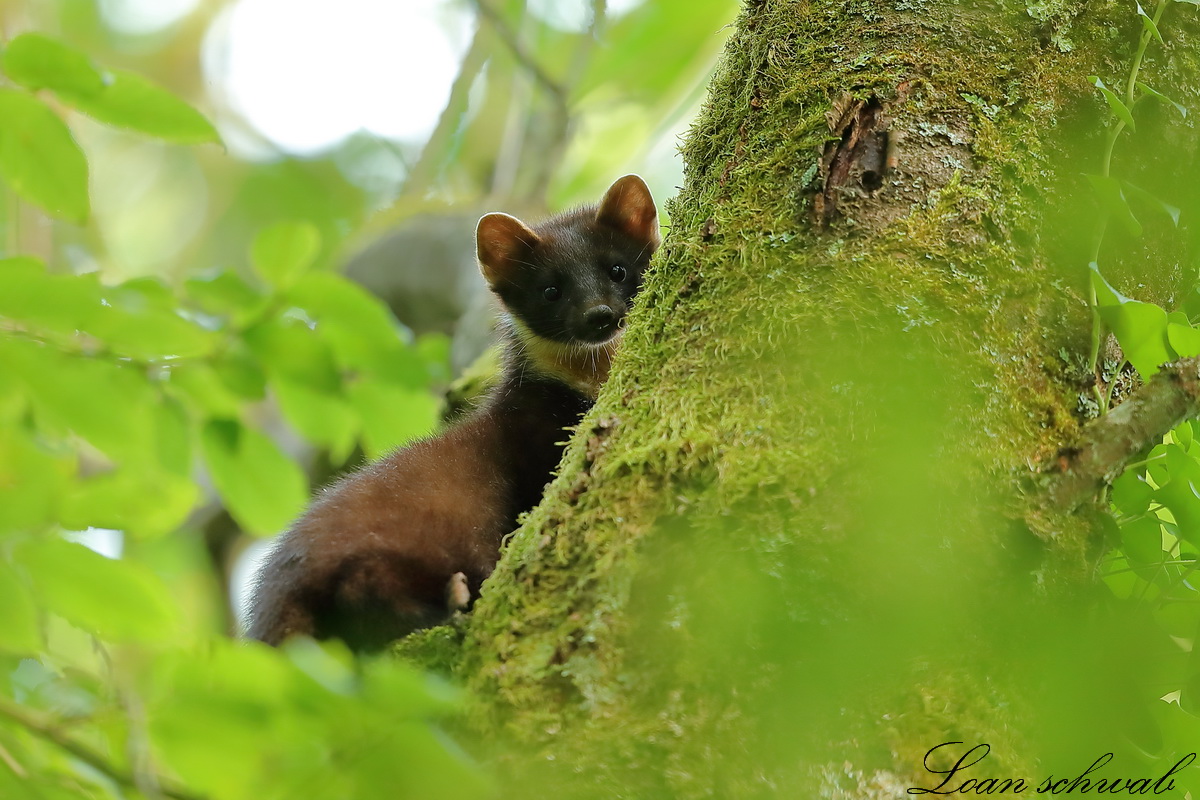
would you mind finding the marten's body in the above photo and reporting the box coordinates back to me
[247,175,659,651]
[245,366,591,650]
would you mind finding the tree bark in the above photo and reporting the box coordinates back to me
[401,0,1200,795]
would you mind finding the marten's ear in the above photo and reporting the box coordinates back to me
[596,174,660,251]
[476,212,540,286]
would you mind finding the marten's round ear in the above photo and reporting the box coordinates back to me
[596,174,661,251]
[476,212,540,286]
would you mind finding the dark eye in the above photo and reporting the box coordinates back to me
[610,264,627,282]
[543,286,560,301]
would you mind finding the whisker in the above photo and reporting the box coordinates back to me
[634,239,652,264]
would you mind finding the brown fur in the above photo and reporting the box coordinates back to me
[246,363,590,651]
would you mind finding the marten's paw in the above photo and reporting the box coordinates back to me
[446,572,471,612]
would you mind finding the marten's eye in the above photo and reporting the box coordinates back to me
[543,286,560,301]
[610,264,627,282]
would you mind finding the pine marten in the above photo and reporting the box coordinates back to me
[246,175,660,651]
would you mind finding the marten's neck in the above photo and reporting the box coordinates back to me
[502,316,621,400]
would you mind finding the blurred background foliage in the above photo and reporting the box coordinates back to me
[0,0,734,796]
[6,0,1200,796]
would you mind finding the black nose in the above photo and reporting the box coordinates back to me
[584,305,617,331]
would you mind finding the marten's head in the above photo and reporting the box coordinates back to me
[475,174,660,347]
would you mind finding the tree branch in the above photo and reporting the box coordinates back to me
[402,23,491,198]
[474,0,606,205]
[528,0,607,204]
[469,0,567,106]
[0,740,28,778]
[0,698,206,800]
[1040,356,1200,510]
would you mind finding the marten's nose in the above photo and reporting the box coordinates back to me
[584,305,617,331]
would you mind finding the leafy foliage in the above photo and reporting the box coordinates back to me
[1085,0,1200,782]
[3,33,220,144]
[0,90,89,223]
[0,31,470,799]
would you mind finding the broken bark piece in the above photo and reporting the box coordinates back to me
[815,94,891,226]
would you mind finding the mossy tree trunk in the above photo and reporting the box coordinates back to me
[407,0,1200,795]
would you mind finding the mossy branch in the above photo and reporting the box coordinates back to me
[1042,356,1200,510]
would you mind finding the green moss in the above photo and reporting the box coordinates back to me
[393,619,466,677]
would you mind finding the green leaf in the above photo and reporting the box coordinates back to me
[153,395,193,477]
[70,68,219,144]
[1121,180,1181,226]
[0,562,41,653]
[88,281,219,360]
[1,34,219,143]
[0,262,217,360]
[273,377,359,463]
[1090,266,1175,376]
[287,272,426,385]
[1101,553,1138,598]
[0,364,25,425]
[1169,322,1200,358]
[0,428,71,535]
[577,0,738,109]
[1137,3,1165,43]
[60,470,198,539]
[167,362,244,417]
[1147,442,1173,486]
[286,272,399,340]
[283,637,357,694]
[348,379,439,459]
[1176,421,1195,450]
[200,420,308,536]
[185,271,268,323]
[1136,82,1188,118]
[213,345,268,400]
[0,89,89,223]
[1,340,159,465]
[1,33,105,99]
[1121,517,1164,567]
[15,538,177,643]
[252,221,322,289]
[1155,446,1200,546]
[416,333,452,381]
[1085,174,1142,238]
[359,658,461,717]
[1179,673,1200,727]
[1112,470,1153,516]
[0,262,218,360]
[152,645,294,748]
[0,257,102,335]
[1090,76,1136,131]
[150,644,313,797]
[244,318,341,391]
[153,642,460,800]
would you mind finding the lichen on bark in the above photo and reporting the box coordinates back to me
[398,0,1200,794]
